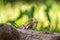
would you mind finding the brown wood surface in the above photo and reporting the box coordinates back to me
[0,24,60,40]
[17,29,60,40]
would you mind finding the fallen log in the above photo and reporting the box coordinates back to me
[0,24,20,40]
[17,29,60,40]
[0,24,60,40]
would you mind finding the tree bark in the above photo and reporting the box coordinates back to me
[17,29,60,40]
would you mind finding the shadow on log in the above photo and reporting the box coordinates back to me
[0,24,60,40]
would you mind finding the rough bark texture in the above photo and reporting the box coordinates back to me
[0,24,20,40]
[17,29,60,40]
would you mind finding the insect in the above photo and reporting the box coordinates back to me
[18,18,38,30]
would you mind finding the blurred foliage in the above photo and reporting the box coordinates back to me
[3,0,46,4]
[44,1,53,31]
[0,0,60,32]
[25,6,35,19]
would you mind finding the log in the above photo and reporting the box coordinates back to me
[17,29,60,40]
[0,24,60,40]
[0,24,20,40]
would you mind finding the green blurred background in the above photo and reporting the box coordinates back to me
[0,0,60,32]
